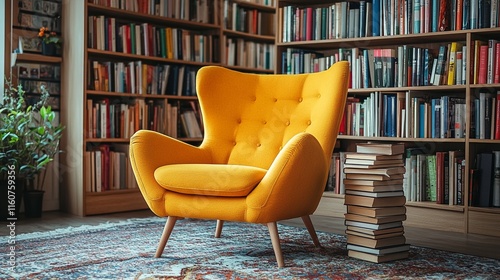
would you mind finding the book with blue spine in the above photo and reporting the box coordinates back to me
[372,0,380,36]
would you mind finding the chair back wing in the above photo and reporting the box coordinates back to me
[196,61,349,169]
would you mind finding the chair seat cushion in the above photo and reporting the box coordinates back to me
[154,164,267,197]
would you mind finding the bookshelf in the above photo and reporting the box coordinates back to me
[276,0,500,238]
[5,0,63,212]
[222,0,276,73]
[61,0,276,216]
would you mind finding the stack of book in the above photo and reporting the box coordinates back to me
[344,143,410,263]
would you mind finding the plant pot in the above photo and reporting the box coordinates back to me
[0,180,25,221]
[41,42,57,56]
[24,190,45,218]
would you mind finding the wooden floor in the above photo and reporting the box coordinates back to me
[11,210,500,260]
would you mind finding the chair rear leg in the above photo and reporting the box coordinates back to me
[215,220,224,238]
[301,215,321,247]
[155,216,178,257]
[267,222,285,267]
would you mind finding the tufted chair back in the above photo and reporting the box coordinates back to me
[197,62,349,169]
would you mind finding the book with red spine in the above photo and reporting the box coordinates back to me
[478,45,489,84]
[495,91,500,140]
[494,43,500,83]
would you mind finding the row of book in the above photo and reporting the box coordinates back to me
[325,148,500,207]
[224,38,275,70]
[404,150,465,205]
[472,39,500,85]
[344,143,409,263]
[281,0,500,42]
[88,0,219,24]
[285,39,500,88]
[223,1,276,36]
[282,42,468,88]
[470,151,500,207]
[18,0,61,17]
[280,2,371,42]
[86,98,202,139]
[88,16,220,63]
[85,144,138,193]
[340,92,467,139]
[18,79,60,96]
[17,63,61,81]
[89,61,198,97]
[473,92,500,140]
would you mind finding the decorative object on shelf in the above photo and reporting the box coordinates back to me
[0,80,65,218]
[38,27,61,56]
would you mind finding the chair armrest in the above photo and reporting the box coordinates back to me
[245,132,328,223]
[129,130,211,212]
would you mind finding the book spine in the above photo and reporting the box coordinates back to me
[478,45,489,84]
[493,151,500,207]
[373,0,380,36]
[495,92,500,139]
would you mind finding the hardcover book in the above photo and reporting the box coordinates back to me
[347,235,406,248]
[346,205,407,217]
[347,249,409,263]
[344,195,406,207]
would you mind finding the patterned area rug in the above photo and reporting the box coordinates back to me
[1,217,499,279]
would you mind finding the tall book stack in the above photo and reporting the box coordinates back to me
[344,143,410,263]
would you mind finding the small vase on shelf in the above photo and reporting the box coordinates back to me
[41,42,57,56]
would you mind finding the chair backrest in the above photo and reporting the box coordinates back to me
[196,61,350,170]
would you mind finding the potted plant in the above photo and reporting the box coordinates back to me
[38,27,62,56]
[0,80,64,219]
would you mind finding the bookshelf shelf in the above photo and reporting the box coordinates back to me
[12,53,63,65]
[406,201,465,212]
[468,207,500,214]
[233,0,276,11]
[86,49,220,67]
[348,85,468,93]
[86,90,199,100]
[87,3,221,30]
[322,192,344,199]
[225,65,275,73]
[277,31,470,49]
[86,138,131,143]
[223,29,276,42]
[469,139,500,144]
[85,188,141,196]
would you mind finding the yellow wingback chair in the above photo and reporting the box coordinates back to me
[129,61,349,267]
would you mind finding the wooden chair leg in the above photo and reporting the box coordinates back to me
[302,215,321,247]
[215,220,224,238]
[267,222,285,268]
[155,216,178,258]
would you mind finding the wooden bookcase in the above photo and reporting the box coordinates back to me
[61,0,276,216]
[276,0,500,238]
[4,0,63,212]
[221,0,276,73]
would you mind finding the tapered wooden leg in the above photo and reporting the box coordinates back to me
[155,216,178,258]
[302,215,321,247]
[267,222,284,268]
[215,220,224,238]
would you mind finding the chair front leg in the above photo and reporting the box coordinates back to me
[155,216,178,257]
[215,220,224,238]
[267,222,285,267]
[301,215,321,247]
